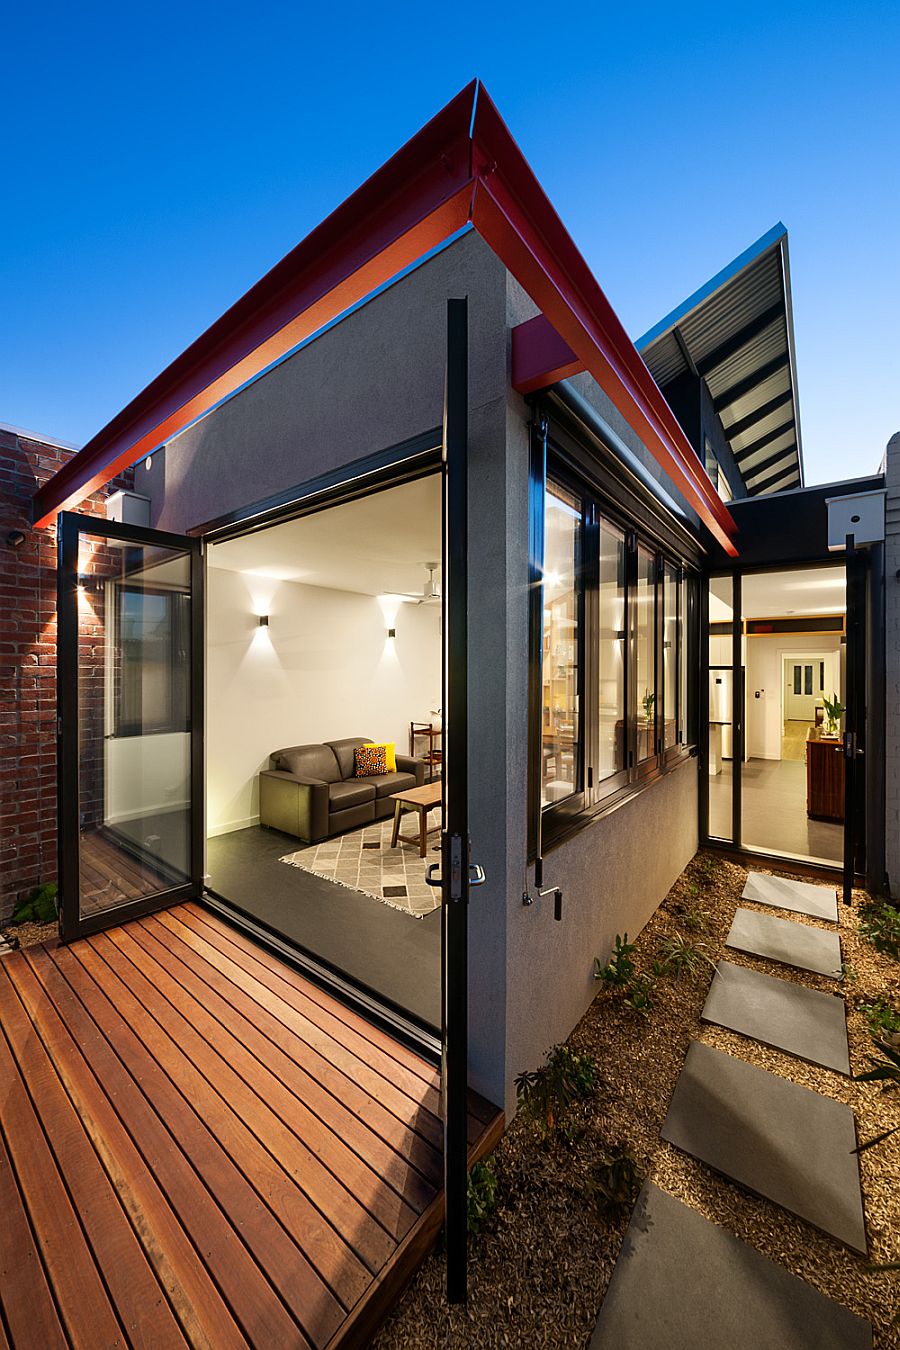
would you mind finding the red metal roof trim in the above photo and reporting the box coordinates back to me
[32,83,478,526]
[33,81,738,554]
[469,87,736,553]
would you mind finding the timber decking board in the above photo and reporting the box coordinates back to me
[0,903,503,1348]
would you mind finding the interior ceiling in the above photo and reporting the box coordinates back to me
[709,565,846,621]
[208,474,441,597]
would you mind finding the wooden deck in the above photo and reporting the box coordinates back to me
[0,903,503,1348]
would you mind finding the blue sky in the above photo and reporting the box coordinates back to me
[2,1,897,483]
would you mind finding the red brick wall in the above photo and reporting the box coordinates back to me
[0,427,131,922]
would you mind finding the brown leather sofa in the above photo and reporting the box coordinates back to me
[258,737,425,843]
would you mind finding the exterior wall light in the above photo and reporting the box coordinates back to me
[387,627,396,639]
[258,615,269,627]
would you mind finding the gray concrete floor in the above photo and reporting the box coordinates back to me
[708,757,843,864]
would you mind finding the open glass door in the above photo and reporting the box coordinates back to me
[57,512,203,941]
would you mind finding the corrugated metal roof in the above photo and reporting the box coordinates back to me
[636,224,803,496]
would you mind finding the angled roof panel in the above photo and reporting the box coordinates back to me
[637,224,803,496]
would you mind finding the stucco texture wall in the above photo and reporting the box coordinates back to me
[145,232,509,534]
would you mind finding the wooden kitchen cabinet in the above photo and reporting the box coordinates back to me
[806,730,844,821]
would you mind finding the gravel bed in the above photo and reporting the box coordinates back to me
[376,853,900,1349]
[0,918,57,951]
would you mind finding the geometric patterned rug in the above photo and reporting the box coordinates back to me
[279,807,442,918]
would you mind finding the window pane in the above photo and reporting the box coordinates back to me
[636,546,656,764]
[663,562,678,749]
[804,665,813,696]
[598,519,626,779]
[794,665,801,695]
[678,574,688,745]
[76,534,192,921]
[542,482,581,806]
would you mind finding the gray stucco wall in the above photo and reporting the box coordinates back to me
[142,233,702,1115]
[144,232,509,534]
[885,431,900,895]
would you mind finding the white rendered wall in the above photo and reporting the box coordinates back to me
[205,566,442,835]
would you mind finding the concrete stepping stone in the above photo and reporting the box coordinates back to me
[742,871,838,922]
[590,1183,872,1349]
[702,960,850,1074]
[726,907,842,979]
[661,1042,866,1253]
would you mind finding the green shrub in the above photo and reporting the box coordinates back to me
[855,1037,900,1090]
[10,883,58,926]
[656,932,717,983]
[624,973,657,1018]
[857,997,900,1040]
[594,934,636,990]
[584,1145,642,1216]
[859,900,900,960]
[516,1044,598,1137]
[467,1158,498,1233]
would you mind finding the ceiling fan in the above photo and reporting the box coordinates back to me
[386,562,442,606]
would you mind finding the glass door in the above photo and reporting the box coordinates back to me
[57,512,204,940]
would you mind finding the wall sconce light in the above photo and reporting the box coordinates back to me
[387,627,396,639]
[258,615,269,627]
[6,529,26,549]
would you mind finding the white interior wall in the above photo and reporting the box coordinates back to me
[206,565,442,834]
[746,633,844,759]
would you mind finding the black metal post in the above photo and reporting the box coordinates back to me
[57,514,80,942]
[442,297,469,1304]
[843,534,864,905]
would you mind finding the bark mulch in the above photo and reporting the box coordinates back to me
[0,918,57,951]
[376,851,900,1349]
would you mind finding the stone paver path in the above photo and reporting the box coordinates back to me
[590,1183,872,1349]
[742,870,838,922]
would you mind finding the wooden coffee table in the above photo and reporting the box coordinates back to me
[389,781,443,858]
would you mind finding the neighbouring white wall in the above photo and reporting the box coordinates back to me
[745,634,844,760]
[206,566,442,834]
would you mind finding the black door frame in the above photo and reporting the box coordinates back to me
[440,296,472,1304]
[700,556,865,877]
[57,511,205,942]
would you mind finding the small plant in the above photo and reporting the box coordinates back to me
[594,934,637,990]
[624,973,657,1018]
[516,1044,598,1137]
[467,1158,498,1233]
[859,899,900,960]
[681,905,711,935]
[656,932,717,983]
[855,1037,900,1090]
[857,996,900,1041]
[822,691,845,736]
[693,853,720,889]
[10,883,58,926]
[642,688,655,723]
[584,1144,642,1216]
[841,960,858,984]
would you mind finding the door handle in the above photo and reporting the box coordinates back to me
[425,862,486,888]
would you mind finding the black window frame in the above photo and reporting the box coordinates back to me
[530,446,699,858]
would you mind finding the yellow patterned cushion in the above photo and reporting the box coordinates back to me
[354,744,387,777]
[364,741,397,772]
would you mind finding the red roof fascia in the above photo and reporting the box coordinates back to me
[33,79,738,555]
[32,83,478,527]
[511,314,583,393]
[469,87,738,556]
